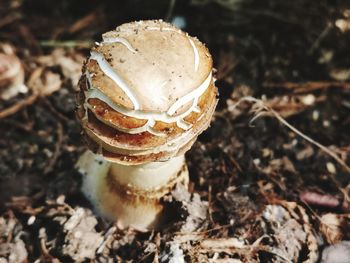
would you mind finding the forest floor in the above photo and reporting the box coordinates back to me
[0,0,350,262]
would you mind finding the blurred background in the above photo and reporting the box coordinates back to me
[0,0,350,262]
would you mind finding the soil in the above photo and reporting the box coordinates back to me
[0,0,350,262]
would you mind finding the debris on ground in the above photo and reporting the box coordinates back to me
[0,0,350,261]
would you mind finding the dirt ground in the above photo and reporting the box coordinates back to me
[1,0,350,262]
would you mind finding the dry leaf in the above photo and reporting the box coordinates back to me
[320,213,350,244]
[321,241,350,263]
[329,68,350,81]
[296,145,314,160]
[53,207,104,261]
[0,212,28,263]
[28,69,62,96]
[37,49,84,86]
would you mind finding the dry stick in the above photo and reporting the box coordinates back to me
[208,185,214,224]
[39,40,93,48]
[41,97,70,123]
[0,13,21,28]
[228,155,243,173]
[165,0,176,22]
[308,22,332,54]
[67,11,97,34]
[235,97,350,174]
[263,81,350,93]
[0,93,38,119]
[269,107,350,174]
[44,122,64,175]
[233,96,350,199]
[175,223,232,236]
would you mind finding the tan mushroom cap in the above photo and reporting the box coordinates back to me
[88,20,212,113]
[76,20,218,164]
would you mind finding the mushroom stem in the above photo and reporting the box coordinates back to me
[77,151,189,231]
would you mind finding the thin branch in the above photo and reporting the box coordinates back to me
[232,96,350,199]
[263,81,350,93]
[165,0,177,22]
[233,96,350,174]
[39,40,93,48]
[0,93,38,119]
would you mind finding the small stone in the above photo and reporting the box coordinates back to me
[323,120,330,127]
[56,195,66,205]
[27,216,36,225]
[301,94,315,105]
[326,162,336,174]
[253,158,261,166]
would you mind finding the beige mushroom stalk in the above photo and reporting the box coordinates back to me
[76,20,217,230]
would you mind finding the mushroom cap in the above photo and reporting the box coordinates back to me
[77,20,218,164]
[0,50,26,100]
[0,53,22,88]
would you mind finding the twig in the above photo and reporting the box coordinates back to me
[235,97,350,174]
[41,97,70,123]
[263,81,350,93]
[136,252,155,263]
[39,40,93,48]
[165,0,176,22]
[308,22,332,53]
[232,96,350,199]
[0,13,21,28]
[1,119,34,133]
[40,236,60,262]
[18,24,41,54]
[270,108,350,175]
[199,236,292,263]
[228,155,243,173]
[175,224,232,236]
[0,93,38,119]
[44,122,64,175]
[67,11,97,34]
[208,185,214,224]
[216,51,238,80]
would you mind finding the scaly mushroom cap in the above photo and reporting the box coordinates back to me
[76,20,217,164]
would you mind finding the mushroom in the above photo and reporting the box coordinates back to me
[0,44,27,100]
[76,20,217,230]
